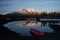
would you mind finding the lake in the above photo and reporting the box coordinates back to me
[3,20,54,36]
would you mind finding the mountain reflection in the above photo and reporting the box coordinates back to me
[18,21,47,26]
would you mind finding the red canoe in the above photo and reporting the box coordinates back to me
[30,28,45,37]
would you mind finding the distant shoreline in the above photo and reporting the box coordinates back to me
[40,19,60,21]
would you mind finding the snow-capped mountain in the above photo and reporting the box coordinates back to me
[17,8,27,13]
[26,8,42,13]
[17,8,47,14]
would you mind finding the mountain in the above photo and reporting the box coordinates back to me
[17,8,47,14]
[17,8,48,18]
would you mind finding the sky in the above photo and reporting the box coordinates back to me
[0,0,60,14]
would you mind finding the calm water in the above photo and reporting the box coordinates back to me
[3,20,54,36]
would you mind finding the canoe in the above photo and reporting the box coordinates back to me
[30,28,45,37]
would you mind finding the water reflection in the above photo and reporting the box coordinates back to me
[18,21,43,26]
[18,21,49,27]
[3,20,55,36]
